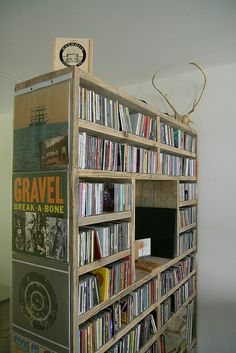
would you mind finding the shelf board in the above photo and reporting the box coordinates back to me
[179,199,198,207]
[136,246,197,275]
[137,333,159,353]
[78,211,132,226]
[78,119,158,149]
[78,249,131,276]
[187,338,197,352]
[160,143,196,158]
[158,113,197,135]
[78,169,197,181]
[179,223,197,233]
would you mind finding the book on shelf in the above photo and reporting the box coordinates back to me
[78,289,157,353]
[160,254,196,296]
[179,183,197,202]
[160,153,197,177]
[79,221,131,265]
[104,182,132,212]
[179,207,197,228]
[78,132,158,174]
[78,274,100,315]
[177,230,197,256]
[78,181,132,218]
[118,104,132,133]
[91,258,132,302]
[160,122,196,153]
[160,276,196,326]
[107,313,157,353]
[78,308,114,353]
[79,87,157,140]
[129,112,157,140]
[120,277,158,324]
[135,238,151,259]
[158,335,166,353]
[91,267,110,302]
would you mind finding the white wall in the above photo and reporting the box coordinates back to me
[123,62,236,353]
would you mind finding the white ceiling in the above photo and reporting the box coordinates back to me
[1,0,236,94]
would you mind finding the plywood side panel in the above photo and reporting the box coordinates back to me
[135,180,178,208]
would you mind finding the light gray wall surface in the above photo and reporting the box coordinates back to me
[123,62,236,353]
[0,113,13,286]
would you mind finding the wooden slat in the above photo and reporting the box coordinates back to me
[78,119,158,148]
[15,67,74,91]
[78,169,197,181]
[71,68,80,353]
[179,223,197,233]
[187,338,197,352]
[179,199,198,208]
[160,143,197,158]
[137,333,158,353]
[78,249,131,276]
[78,211,132,226]
[131,179,136,283]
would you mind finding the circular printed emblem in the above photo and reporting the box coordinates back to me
[19,272,58,330]
[59,42,86,67]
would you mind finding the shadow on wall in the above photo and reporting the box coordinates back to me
[197,300,236,353]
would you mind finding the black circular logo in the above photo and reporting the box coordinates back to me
[19,272,58,330]
[59,42,86,67]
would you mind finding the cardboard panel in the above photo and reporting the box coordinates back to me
[12,171,68,263]
[52,38,93,73]
[12,329,70,353]
[12,258,70,350]
[13,79,71,172]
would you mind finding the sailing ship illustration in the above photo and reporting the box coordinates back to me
[29,106,48,127]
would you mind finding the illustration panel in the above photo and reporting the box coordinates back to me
[12,260,70,350]
[12,171,68,262]
[12,332,57,353]
[13,79,71,172]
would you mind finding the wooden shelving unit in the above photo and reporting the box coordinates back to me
[12,67,198,353]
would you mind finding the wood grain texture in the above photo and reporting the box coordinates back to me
[135,180,178,208]
[78,249,131,276]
